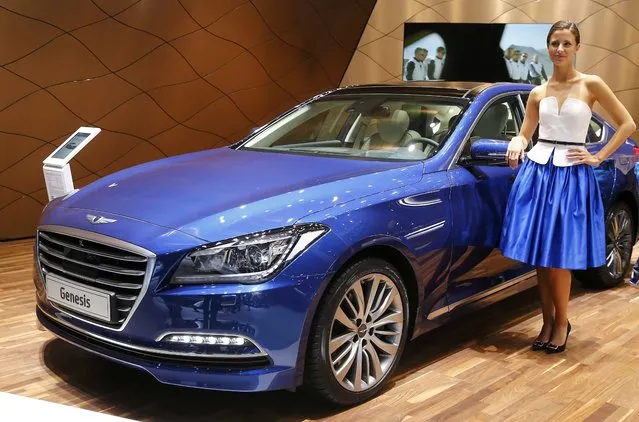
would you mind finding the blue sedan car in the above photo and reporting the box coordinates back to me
[35,82,638,405]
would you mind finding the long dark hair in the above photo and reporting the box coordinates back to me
[546,20,580,45]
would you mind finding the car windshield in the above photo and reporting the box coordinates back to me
[240,94,466,161]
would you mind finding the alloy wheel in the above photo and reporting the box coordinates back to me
[606,208,634,279]
[329,273,404,392]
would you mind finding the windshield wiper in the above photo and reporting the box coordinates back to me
[284,148,354,156]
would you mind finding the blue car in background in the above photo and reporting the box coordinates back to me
[35,82,638,405]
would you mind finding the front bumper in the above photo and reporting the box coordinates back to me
[36,305,291,392]
[35,267,330,392]
[33,219,340,393]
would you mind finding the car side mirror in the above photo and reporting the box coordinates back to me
[460,138,509,166]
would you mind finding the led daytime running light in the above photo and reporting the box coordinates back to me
[162,334,246,346]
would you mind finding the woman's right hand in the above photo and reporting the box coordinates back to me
[507,136,526,169]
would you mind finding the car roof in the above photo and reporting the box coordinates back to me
[329,81,527,99]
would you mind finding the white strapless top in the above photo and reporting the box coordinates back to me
[526,96,592,167]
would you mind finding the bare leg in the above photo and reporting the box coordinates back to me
[535,266,555,343]
[548,268,572,346]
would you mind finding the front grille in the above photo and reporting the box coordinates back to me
[37,230,150,329]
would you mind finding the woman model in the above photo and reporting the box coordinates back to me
[500,20,636,353]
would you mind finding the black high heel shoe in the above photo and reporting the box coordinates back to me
[532,338,549,351]
[545,321,571,354]
[532,323,553,351]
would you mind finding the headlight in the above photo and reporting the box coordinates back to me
[171,224,329,285]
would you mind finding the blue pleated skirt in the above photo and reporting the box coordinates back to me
[500,153,606,270]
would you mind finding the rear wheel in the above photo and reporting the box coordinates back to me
[304,258,409,406]
[575,202,635,288]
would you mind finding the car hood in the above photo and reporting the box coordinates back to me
[60,148,424,241]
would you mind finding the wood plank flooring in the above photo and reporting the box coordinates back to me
[2,239,639,421]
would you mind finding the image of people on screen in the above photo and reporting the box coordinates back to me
[429,47,446,80]
[404,46,447,81]
[404,47,429,81]
[500,23,553,85]
[504,48,550,85]
[403,31,447,81]
[528,54,549,85]
[403,23,554,85]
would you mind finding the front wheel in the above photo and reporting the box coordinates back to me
[575,201,635,288]
[304,258,410,406]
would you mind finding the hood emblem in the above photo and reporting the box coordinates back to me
[86,214,117,225]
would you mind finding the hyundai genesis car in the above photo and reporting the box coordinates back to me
[34,82,639,405]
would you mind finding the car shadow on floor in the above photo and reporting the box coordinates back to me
[40,281,598,421]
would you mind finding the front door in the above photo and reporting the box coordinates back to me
[447,95,534,311]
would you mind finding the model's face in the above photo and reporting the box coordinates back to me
[548,29,579,65]
[437,51,445,59]
[416,52,426,61]
[513,52,520,61]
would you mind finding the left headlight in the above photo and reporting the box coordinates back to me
[170,224,329,285]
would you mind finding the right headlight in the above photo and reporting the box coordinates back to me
[170,223,329,285]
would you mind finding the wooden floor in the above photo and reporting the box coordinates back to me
[2,239,639,421]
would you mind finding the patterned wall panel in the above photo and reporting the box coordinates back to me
[341,0,639,140]
[0,0,376,240]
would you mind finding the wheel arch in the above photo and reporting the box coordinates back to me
[335,244,420,337]
[295,240,420,386]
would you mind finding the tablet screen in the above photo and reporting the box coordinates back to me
[51,132,91,159]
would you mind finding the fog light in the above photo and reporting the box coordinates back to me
[161,334,246,346]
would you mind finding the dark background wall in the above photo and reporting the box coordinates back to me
[0,0,376,240]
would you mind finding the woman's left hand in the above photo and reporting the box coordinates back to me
[567,147,602,166]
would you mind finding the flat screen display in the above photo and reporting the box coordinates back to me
[51,132,91,159]
[403,23,557,85]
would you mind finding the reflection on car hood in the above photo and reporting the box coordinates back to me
[61,148,424,241]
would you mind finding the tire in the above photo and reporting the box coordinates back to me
[575,201,635,288]
[304,258,410,406]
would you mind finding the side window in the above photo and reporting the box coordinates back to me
[520,93,539,146]
[470,98,519,142]
[459,96,519,159]
[587,118,604,144]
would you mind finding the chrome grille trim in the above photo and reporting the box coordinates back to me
[39,243,146,276]
[38,255,142,290]
[37,225,156,332]
[39,232,147,262]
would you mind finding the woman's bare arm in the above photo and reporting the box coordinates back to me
[506,85,542,168]
[589,75,636,161]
